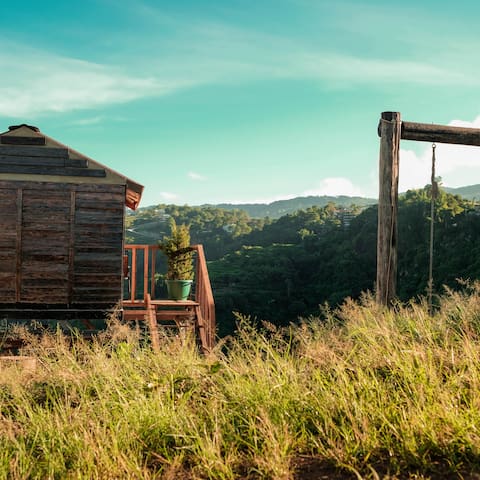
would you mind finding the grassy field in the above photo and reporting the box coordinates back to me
[1,284,480,479]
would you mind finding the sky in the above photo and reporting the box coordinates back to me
[1,0,480,208]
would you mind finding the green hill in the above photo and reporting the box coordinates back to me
[444,184,480,199]
[205,194,376,218]
[209,188,480,335]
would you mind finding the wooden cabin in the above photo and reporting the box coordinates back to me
[0,124,143,329]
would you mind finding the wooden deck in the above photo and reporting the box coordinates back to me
[123,244,215,353]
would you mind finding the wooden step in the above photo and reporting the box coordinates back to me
[123,309,195,321]
[122,296,210,354]
[150,300,199,307]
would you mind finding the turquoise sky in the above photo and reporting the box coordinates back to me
[2,0,480,207]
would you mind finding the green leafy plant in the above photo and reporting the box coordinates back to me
[159,219,195,280]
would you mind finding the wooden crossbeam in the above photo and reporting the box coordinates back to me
[194,305,209,354]
[401,121,480,146]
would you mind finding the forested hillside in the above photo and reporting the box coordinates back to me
[126,204,266,259]
[444,183,480,199]
[126,189,480,336]
[211,189,480,335]
[206,194,375,218]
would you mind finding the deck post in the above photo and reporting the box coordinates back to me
[376,111,401,305]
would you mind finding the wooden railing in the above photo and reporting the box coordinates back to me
[123,244,159,304]
[123,244,216,349]
[192,244,216,350]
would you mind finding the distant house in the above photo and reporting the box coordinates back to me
[222,224,236,234]
[336,209,356,228]
[0,124,143,328]
[154,209,171,222]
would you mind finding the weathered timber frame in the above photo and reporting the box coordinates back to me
[377,111,480,305]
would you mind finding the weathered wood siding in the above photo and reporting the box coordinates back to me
[72,188,125,304]
[0,180,125,308]
[0,187,18,302]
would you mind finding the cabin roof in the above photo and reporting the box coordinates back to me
[0,124,143,210]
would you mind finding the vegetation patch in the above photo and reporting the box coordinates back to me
[1,285,480,478]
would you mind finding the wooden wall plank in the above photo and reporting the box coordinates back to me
[74,225,123,235]
[75,191,124,200]
[71,185,125,305]
[22,278,69,287]
[68,190,76,304]
[22,253,69,262]
[0,145,67,157]
[21,261,69,273]
[0,216,18,227]
[20,288,68,303]
[0,181,125,193]
[0,136,46,145]
[0,175,17,279]
[23,192,70,203]
[0,257,16,273]
[0,155,65,167]
[15,188,22,302]
[0,165,106,177]
[74,211,124,224]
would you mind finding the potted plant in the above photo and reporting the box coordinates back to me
[158,219,195,300]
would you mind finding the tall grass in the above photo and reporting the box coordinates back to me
[1,284,480,479]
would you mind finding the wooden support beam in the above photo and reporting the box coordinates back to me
[377,119,480,146]
[145,294,160,353]
[150,248,156,299]
[143,245,149,301]
[376,111,401,305]
[195,306,209,354]
[130,248,137,302]
[401,121,480,146]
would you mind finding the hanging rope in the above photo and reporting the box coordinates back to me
[428,143,437,314]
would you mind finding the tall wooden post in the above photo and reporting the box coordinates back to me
[376,111,401,305]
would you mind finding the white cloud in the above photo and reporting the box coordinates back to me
[171,26,473,89]
[187,171,207,181]
[70,116,104,126]
[158,192,179,201]
[291,53,472,87]
[2,6,479,120]
[303,177,366,197]
[399,116,480,191]
[0,47,182,118]
[229,193,298,204]
[0,13,477,119]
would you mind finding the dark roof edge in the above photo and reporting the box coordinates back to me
[7,124,41,133]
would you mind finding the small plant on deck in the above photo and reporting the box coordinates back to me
[158,219,195,299]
